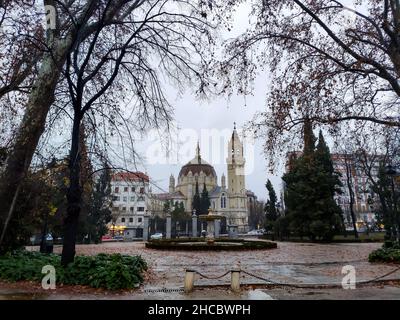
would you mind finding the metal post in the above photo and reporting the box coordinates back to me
[184,269,195,293]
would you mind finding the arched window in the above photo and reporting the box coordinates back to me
[221,194,226,208]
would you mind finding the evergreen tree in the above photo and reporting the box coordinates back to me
[179,201,185,213]
[200,183,211,214]
[312,130,343,240]
[163,200,171,214]
[171,201,187,219]
[372,162,397,240]
[283,128,343,241]
[192,181,202,213]
[264,179,278,231]
[86,166,112,243]
[303,117,316,156]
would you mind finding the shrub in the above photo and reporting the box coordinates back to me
[369,247,400,263]
[0,250,147,290]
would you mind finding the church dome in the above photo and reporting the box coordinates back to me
[178,143,217,179]
[179,162,217,178]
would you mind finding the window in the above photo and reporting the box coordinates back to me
[221,196,226,208]
[123,196,127,202]
[129,218,133,223]
[140,187,145,194]
[138,218,142,223]
[124,187,128,192]
[112,196,119,201]
[130,207,134,212]
[130,196,135,202]
[122,207,126,211]
[138,196,145,202]
[115,187,119,193]
[121,218,125,223]
[131,187,135,192]
[137,207,145,212]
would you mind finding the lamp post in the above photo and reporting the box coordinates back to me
[385,164,399,242]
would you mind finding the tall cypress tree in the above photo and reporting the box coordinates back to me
[283,127,343,241]
[312,130,343,240]
[265,179,278,231]
[192,181,202,214]
[372,162,396,240]
[200,183,210,214]
[87,166,112,243]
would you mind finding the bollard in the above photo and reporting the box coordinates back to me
[184,269,195,293]
[231,264,241,293]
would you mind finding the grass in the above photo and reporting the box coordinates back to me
[261,232,385,243]
[333,232,385,242]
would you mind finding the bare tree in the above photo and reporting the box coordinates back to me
[215,0,400,165]
[56,0,214,264]
[334,124,400,239]
[0,0,215,253]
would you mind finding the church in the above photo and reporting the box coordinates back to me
[163,125,249,232]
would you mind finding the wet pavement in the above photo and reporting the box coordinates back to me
[1,241,399,299]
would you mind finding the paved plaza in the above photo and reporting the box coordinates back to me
[1,241,400,299]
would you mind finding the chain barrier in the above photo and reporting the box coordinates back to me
[188,265,400,289]
[193,270,231,280]
[242,266,400,288]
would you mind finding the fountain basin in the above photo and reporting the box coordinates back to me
[145,238,277,251]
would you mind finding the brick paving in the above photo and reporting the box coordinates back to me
[40,241,400,288]
[1,241,399,299]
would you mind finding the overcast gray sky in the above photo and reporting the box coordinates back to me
[133,2,284,201]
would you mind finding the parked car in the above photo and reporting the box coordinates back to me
[101,235,115,242]
[247,229,264,235]
[113,235,124,241]
[150,232,163,240]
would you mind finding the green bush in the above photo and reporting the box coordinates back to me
[0,251,147,290]
[369,247,400,263]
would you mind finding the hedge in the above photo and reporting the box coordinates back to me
[0,250,147,290]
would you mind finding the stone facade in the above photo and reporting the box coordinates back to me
[157,126,249,232]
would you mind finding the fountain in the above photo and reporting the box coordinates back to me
[198,208,222,245]
[146,208,277,251]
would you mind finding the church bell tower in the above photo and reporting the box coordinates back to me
[226,123,248,231]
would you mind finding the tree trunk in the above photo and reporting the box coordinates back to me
[344,157,359,239]
[0,48,69,252]
[61,114,82,266]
